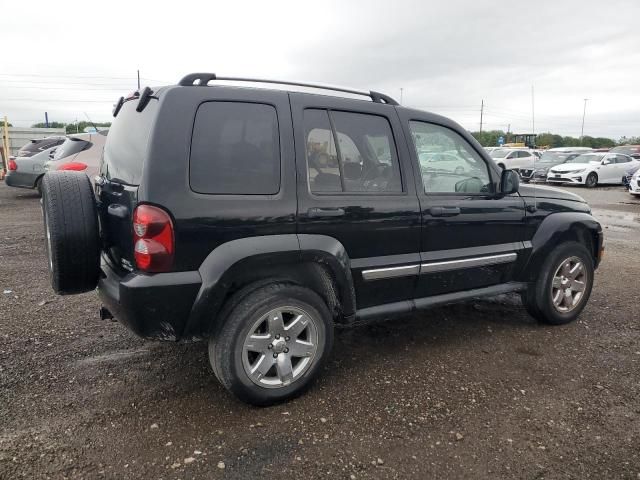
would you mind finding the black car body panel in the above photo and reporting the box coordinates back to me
[95,80,603,340]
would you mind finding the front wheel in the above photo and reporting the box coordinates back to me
[585,172,598,188]
[522,242,594,325]
[209,283,334,405]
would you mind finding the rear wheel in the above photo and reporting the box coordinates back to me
[35,176,43,196]
[522,242,594,325]
[41,171,100,294]
[209,283,333,405]
[585,172,598,188]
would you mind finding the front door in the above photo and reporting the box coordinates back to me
[397,114,528,298]
[291,94,421,309]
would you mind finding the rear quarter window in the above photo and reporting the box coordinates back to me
[53,137,92,160]
[189,102,280,195]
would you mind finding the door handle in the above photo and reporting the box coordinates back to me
[307,207,345,218]
[429,206,461,217]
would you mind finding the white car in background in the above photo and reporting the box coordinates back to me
[629,168,640,196]
[547,152,639,188]
[489,148,537,171]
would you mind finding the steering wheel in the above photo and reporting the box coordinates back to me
[362,164,391,190]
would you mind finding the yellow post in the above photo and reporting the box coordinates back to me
[2,116,9,173]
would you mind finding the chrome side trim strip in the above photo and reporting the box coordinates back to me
[420,253,517,274]
[362,264,420,281]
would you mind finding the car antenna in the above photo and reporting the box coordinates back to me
[533,146,537,212]
[83,112,101,134]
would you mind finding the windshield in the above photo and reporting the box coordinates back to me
[565,153,604,164]
[53,137,91,161]
[490,149,510,158]
[538,152,579,164]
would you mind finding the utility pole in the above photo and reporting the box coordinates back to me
[507,123,511,143]
[137,69,141,90]
[2,116,10,173]
[479,99,484,134]
[581,98,589,138]
[531,85,535,135]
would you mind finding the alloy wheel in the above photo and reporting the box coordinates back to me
[242,306,319,388]
[550,256,589,313]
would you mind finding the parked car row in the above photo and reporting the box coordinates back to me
[485,145,640,192]
[4,131,107,195]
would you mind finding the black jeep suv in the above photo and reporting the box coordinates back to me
[41,73,604,405]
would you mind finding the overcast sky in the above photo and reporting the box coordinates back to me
[1,0,639,139]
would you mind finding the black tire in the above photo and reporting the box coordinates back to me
[41,171,100,295]
[209,283,334,406]
[35,176,43,197]
[585,172,598,188]
[521,241,594,325]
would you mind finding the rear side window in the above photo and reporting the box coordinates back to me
[53,137,92,160]
[18,138,63,157]
[190,102,280,195]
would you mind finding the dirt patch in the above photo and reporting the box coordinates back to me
[1,183,639,479]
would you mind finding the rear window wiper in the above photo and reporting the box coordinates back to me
[112,87,158,117]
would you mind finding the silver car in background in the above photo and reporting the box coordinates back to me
[5,145,60,194]
[44,131,107,182]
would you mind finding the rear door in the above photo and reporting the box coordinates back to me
[97,99,156,272]
[599,153,620,183]
[291,94,421,309]
[614,155,634,182]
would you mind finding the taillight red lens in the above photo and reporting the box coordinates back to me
[59,162,87,171]
[8,159,17,171]
[132,205,174,272]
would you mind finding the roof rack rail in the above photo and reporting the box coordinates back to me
[177,73,399,106]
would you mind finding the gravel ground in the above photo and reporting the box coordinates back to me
[1,182,639,479]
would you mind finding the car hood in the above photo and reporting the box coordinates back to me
[549,162,594,172]
[518,184,586,203]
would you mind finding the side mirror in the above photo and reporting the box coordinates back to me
[602,159,610,165]
[500,169,519,195]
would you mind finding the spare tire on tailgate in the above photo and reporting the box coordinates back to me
[41,171,100,294]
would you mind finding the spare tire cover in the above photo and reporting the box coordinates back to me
[41,171,100,295]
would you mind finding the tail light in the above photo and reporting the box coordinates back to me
[133,204,174,272]
[8,159,17,171]
[59,162,87,171]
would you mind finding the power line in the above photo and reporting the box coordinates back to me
[0,98,114,103]
[0,84,133,91]
[0,72,137,80]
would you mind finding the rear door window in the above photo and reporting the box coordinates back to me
[190,102,281,195]
[303,109,402,194]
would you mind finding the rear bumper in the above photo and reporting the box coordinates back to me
[98,257,201,340]
[4,171,37,189]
